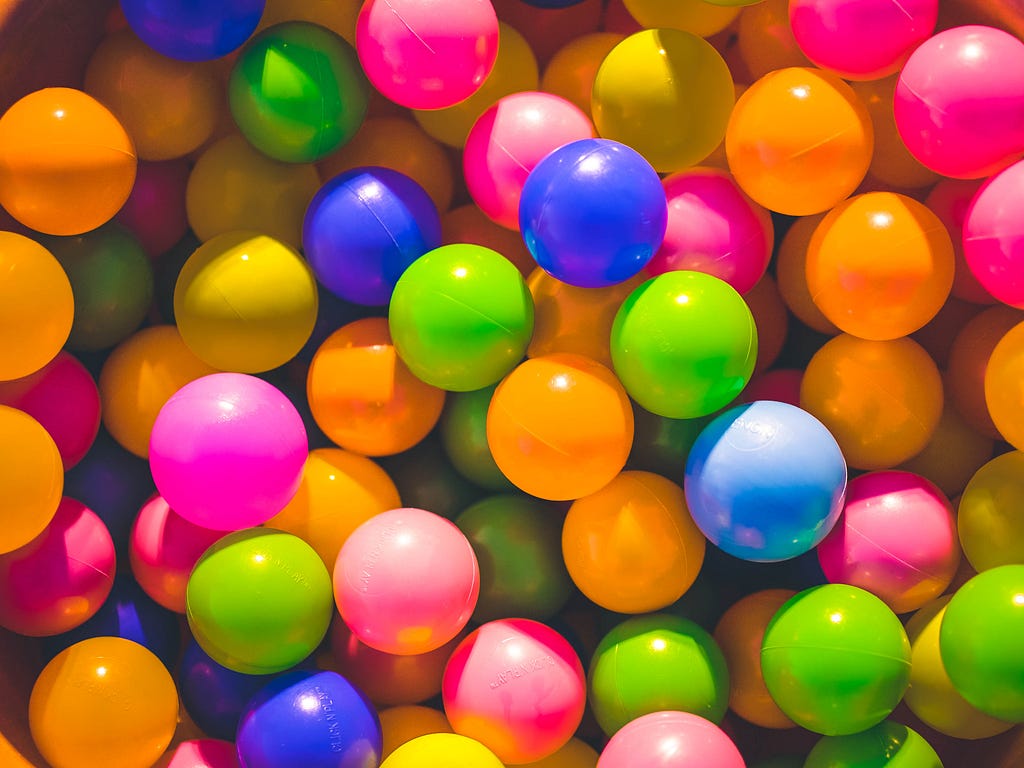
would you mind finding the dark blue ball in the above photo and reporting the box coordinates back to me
[120,0,265,61]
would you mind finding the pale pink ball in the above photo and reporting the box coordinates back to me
[596,711,744,768]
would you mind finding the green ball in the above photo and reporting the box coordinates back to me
[377,435,483,520]
[455,494,572,623]
[186,528,334,674]
[229,22,368,162]
[588,614,730,736]
[389,244,535,392]
[804,720,943,768]
[440,385,514,491]
[611,271,757,419]
[940,564,1024,721]
[627,401,713,477]
[761,584,911,736]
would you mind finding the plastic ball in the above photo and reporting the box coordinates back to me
[258,0,361,45]
[156,740,241,768]
[620,0,739,37]
[303,167,440,306]
[761,584,911,735]
[0,406,63,555]
[803,720,942,768]
[647,167,774,295]
[540,32,623,118]
[115,160,191,257]
[740,369,803,408]
[389,243,534,391]
[685,400,848,562]
[463,91,594,231]
[726,67,873,216]
[0,87,136,235]
[925,177,993,304]
[984,320,1024,450]
[492,0,602,65]
[29,636,178,768]
[746,274,789,374]
[236,669,381,768]
[894,25,1024,179]
[737,0,813,80]
[627,406,713,478]
[120,0,263,60]
[774,213,839,334]
[562,471,705,614]
[379,706,453,759]
[518,738,598,768]
[0,232,73,381]
[187,528,334,674]
[442,618,586,764]
[963,159,1024,307]
[940,564,1024,721]
[486,353,634,501]
[899,403,993,499]
[591,30,733,173]
[611,271,757,419]
[335,507,479,655]
[306,317,446,456]
[800,335,943,470]
[439,386,513,491]
[355,0,499,110]
[595,711,745,768]
[381,734,504,768]
[442,204,536,276]
[959,452,1024,572]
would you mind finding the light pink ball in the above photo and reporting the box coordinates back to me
[157,739,240,768]
[646,167,773,295]
[148,373,307,532]
[596,711,744,768]
[925,177,993,305]
[334,507,479,656]
[895,25,1024,179]
[463,91,595,231]
[962,159,1024,308]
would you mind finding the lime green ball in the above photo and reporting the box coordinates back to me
[186,528,334,674]
[440,385,514,491]
[588,614,730,736]
[761,585,911,736]
[611,271,757,419]
[229,22,367,162]
[804,720,942,768]
[389,244,535,392]
[940,564,1024,721]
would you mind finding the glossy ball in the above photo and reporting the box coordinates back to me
[442,204,536,276]
[0,406,63,555]
[595,711,744,768]
[381,734,504,768]
[959,452,1024,572]
[804,721,942,768]
[115,160,191,257]
[774,213,839,334]
[120,0,264,60]
[439,386,513,491]
[378,706,453,759]
[984,315,1024,446]
[963,159,1024,307]
[541,32,624,118]
[899,404,993,500]
[157,739,242,768]
[621,0,738,36]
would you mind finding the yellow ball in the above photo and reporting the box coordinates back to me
[958,451,1024,572]
[622,0,740,37]
[381,733,505,768]
[379,706,453,760]
[541,32,624,119]
[174,232,318,373]
[985,320,1024,451]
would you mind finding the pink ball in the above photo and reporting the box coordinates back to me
[646,167,773,295]
[962,159,1024,308]
[740,368,803,407]
[463,91,595,231]
[148,373,307,531]
[790,0,937,80]
[115,159,190,258]
[157,739,240,768]
[334,507,479,656]
[442,618,585,764]
[817,470,960,615]
[926,177,994,305]
[129,493,227,613]
[895,25,1024,179]
[0,350,100,469]
[0,497,115,637]
[595,711,744,768]
[356,0,499,110]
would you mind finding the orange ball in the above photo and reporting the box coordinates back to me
[259,0,361,45]
[910,296,982,370]
[541,33,624,119]
[379,706,453,760]
[725,67,873,216]
[487,353,634,501]
[518,738,599,768]
[0,87,136,236]
[745,273,788,374]
[307,317,446,456]
[441,204,536,278]
[801,334,943,470]
[775,214,839,335]
[805,192,955,340]
[562,470,705,614]
[985,319,1024,451]
[899,404,994,499]
[713,589,797,730]
[736,0,813,81]
[0,405,63,555]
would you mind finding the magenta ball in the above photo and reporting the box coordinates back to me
[334,507,479,656]
[356,0,499,110]
[790,0,937,80]
[161,739,241,768]
[817,470,960,615]
[962,159,1024,307]
[740,368,803,407]
[148,373,307,531]
[596,711,745,768]
[115,159,190,258]
[646,167,773,295]
[895,25,1024,179]
[463,91,595,231]
[925,177,993,305]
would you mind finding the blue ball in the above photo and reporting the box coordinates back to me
[684,401,848,563]
[237,669,381,768]
[303,166,441,306]
[519,138,667,288]
[120,0,265,61]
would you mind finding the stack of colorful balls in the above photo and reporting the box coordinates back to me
[3,0,1024,766]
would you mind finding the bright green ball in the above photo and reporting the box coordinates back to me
[229,22,367,162]
[440,385,514,491]
[186,528,334,674]
[804,720,943,768]
[389,244,535,392]
[611,271,757,419]
[761,584,911,736]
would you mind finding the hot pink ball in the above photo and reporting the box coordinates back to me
[962,159,1024,308]
[0,350,100,469]
[895,25,1024,179]
[0,497,115,637]
[595,711,745,768]
[817,470,960,615]
[356,0,499,110]
[925,177,994,305]
[463,91,595,231]
[442,618,585,764]
[790,0,937,80]
[646,167,773,295]
[740,368,803,407]
[148,373,307,532]
[129,493,227,613]
[115,159,190,258]
[334,507,479,656]
[157,739,240,768]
